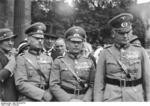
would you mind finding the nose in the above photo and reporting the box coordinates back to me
[38,38,44,42]
[123,33,128,38]
[8,39,14,45]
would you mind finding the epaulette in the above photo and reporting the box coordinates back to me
[131,44,142,47]
[18,52,25,56]
[56,55,64,59]
[104,45,112,49]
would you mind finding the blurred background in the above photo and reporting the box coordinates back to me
[0,0,150,50]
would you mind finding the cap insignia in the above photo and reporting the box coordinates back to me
[75,28,79,32]
[121,22,128,28]
[37,30,43,33]
[73,33,80,37]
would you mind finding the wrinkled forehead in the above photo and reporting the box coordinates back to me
[55,39,65,46]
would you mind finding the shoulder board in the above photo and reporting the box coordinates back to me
[104,45,112,49]
[131,44,142,47]
[56,55,64,59]
[18,52,25,56]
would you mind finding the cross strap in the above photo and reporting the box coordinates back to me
[23,55,48,83]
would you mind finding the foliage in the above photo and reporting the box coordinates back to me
[31,0,145,48]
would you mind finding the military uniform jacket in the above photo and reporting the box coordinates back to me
[15,50,53,101]
[0,48,18,101]
[94,44,150,101]
[50,53,95,101]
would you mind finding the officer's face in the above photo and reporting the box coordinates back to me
[55,40,66,54]
[28,34,44,49]
[113,30,130,45]
[66,40,83,54]
[0,37,14,52]
[44,36,56,50]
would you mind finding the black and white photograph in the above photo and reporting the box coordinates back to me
[0,0,150,105]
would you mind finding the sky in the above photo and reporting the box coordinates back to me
[137,0,150,4]
[64,0,74,7]
[64,0,150,6]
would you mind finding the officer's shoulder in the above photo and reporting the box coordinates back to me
[103,45,112,49]
[17,52,25,57]
[56,55,64,59]
[55,55,64,61]
[17,51,29,59]
[131,44,142,48]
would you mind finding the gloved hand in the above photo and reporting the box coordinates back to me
[4,55,16,74]
[42,91,52,101]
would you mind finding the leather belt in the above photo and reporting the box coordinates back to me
[105,77,142,87]
[61,86,88,95]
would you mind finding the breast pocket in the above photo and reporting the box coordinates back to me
[106,59,119,73]
[60,66,74,80]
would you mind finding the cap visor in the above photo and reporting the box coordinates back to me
[115,27,131,33]
[0,34,16,41]
[32,34,44,38]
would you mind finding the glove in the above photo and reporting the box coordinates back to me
[42,91,52,101]
[4,55,16,74]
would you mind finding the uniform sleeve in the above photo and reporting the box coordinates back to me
[94,50,106,101]
[14,55,45,101]
[141,48,150,101]
[0,63,11,83]
[49,59,72,101]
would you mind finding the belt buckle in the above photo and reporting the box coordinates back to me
[120,79,126,87]
[74,89,80,95]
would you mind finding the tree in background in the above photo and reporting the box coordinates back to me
[31,0,145,49]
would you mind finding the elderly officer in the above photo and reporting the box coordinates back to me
[15,22,53,101]
[0,28,17,101]
[49,26,95,102]
[94,13,150,102]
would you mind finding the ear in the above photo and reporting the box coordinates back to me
[26,36,31,44]
[65,40,69,50]
[111,30,115,38]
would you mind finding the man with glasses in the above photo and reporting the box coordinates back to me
[15,22,53,101]
[94,13,150,101]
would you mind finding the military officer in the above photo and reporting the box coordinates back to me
[94,13,150,102]
[0,28,18,101]
[15,22,53,101]
[49,26,95,102]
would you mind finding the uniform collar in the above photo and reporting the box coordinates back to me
[67,52,82,59]
[28,47,42,55]
[114,43,130,50]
